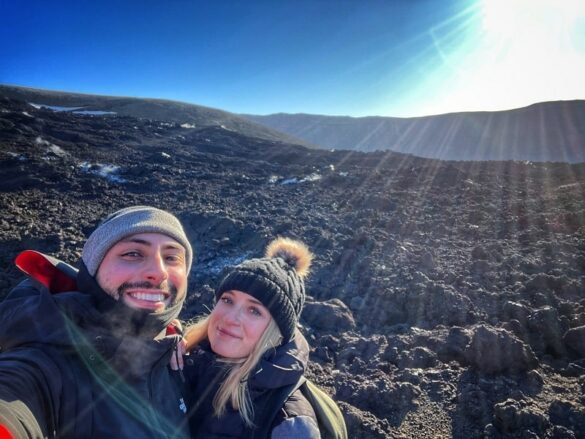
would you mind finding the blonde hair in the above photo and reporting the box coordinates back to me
[184,315,283,427]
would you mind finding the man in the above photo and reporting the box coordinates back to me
[0,206,193,438]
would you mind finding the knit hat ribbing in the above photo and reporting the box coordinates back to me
[215,238,312,342]
[81,206,193,276]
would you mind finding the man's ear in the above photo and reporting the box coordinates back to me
[15,250,78,293]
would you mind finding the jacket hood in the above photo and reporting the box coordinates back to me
[0,279,88,350]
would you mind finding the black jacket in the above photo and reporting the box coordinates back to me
[0,278,189,439]
[183,331,319,439]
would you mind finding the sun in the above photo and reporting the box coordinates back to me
[480,0,585,42]
[476,0,585,104]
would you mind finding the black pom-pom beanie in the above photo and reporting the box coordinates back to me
[215,239,311,342]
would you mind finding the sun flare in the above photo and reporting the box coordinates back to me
[412,0,585,116]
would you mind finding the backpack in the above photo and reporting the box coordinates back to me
[251,377,348,439]
[299,379,347,439]
[15,250,78,293]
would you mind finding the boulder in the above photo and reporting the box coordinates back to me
[398,346,438,369]
[457,386,491,423]
[492,399,548,436]
[528,306,566,357]
[403,282,476,328]
[302,298,356,332]
[464,325,538,374]
[503,301,531,325]
[549,400,585,438]
[547,425,577,439]
[437,326,471,364]
[563,326,585,357]
[337,402,394,439]
[337,377,420,420]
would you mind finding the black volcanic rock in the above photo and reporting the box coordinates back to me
[548,400,585,438]
[563,326,585,358]
[492,398,549,437]
[302,297,356,332]
[464,325,538,374]
[0,91,584,438]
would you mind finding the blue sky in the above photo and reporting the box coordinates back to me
[2,0,584,117]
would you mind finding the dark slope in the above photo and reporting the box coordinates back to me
[1,95,585,438]
[0,84,308,146]
[244,100,585,162]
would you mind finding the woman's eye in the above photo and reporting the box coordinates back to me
[221,296,233,305]
[249,307,262,317]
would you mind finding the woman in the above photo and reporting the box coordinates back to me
[180,237,321,438]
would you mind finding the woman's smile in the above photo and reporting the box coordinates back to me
[216,327,242,339]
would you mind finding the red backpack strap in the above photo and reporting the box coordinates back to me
[166,319,184,336]
[14,250,78,293]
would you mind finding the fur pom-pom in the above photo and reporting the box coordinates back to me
[265,237,312,278]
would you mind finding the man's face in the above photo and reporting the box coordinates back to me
[95,233,188,312]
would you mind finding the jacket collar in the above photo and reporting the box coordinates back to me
[248,330,309,391]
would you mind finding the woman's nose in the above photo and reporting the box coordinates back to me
[224,307,242,324]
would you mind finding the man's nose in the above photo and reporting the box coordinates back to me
[143,253,169,284]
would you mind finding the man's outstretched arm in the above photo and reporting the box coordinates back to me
[0,351,56,439]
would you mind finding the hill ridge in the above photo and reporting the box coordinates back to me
[244,100,585,162]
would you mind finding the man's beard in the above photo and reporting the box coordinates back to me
[101,281,182,338]
[76,260,185,338]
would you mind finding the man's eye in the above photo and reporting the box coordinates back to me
[164,253,185,265]
[221,296,233,305]
[122,251,141,258]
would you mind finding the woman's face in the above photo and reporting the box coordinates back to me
[208,289,272,359]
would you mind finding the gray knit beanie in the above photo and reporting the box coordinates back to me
[81,206,193,276]
[215,238,312,342]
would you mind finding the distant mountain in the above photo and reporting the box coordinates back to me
[244,101,585,162]
[0,84,306,146]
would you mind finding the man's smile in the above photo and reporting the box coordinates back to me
[117,281,177,311]
[127,291,168,302]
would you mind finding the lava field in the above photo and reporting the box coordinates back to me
[1,96,584,438]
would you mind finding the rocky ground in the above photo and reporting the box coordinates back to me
[1,96,584,438]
